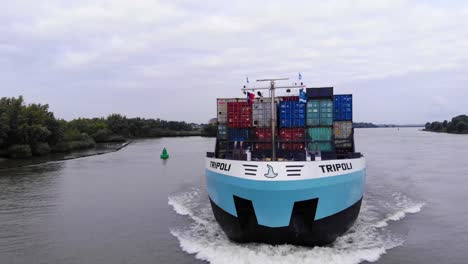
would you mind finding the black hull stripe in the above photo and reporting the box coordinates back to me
[209,196,362,247]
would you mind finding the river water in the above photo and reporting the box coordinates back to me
[0,128,467,264]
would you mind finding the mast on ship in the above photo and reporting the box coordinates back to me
[242,78,305,161]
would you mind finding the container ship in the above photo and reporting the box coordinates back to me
[205,78,366,246]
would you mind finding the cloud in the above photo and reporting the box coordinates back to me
[1,0,468,123]
[431,96,449,108]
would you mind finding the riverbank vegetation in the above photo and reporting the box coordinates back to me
[201,124,217,137]
[424,115,468,134]
[0,96,206,159]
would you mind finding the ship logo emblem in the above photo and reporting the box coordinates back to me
[264,165,278,178]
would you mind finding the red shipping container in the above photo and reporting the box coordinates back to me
[254,143,272,150]
[279,128,305,141]
[254,128,274,140]
[280,142,305,150]
[253,128,274,150]
[228,102,252,128]
[281,96,299,102]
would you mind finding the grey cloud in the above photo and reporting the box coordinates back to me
[1,0,468,124]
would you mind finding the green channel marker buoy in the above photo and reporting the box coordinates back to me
[160,148,169,160]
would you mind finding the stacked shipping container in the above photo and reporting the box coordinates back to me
[216,98,251,159]
[215,89,354,160]
[307,127,333,151]
[216,99,234,158]
[218,124,227,140]
[254,128,273,150]
[278,96,305,154]
[333,94,354,154]
[217,98,230,124]
[229,128,250,141]
[279,128,305,150]
[253,98,272,128]
[217,98,236,139]
[227,100,252,159]
[228,101,252,128]
[306,100,333,126]
[279,97,305,128]
[334,95,352,121]
[305,88,334,152]
[252,98,274,152]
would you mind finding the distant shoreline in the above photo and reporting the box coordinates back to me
[354,124,424,128]
[0,142,131,170]
[0,135,214,170]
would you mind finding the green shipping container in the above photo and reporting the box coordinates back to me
[308,142,334,152]
[307,100,320,108]
[320,107,332,113]
[320,113,333,126]
[306,118,320,126]
[307,127,333,141]
[320,100,333,108]
[306,99,333,126]
[307,111,320,117]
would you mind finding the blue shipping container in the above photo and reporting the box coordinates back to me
[279,101,305,128]
[334,94,353,121]
[229,128,250,141]
[218,124,228,140]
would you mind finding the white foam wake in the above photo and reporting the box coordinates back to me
[167,188,210,225]
[168,188,423,264]
[374,193,425,228]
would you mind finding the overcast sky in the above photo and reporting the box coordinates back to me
[1,0,467,124]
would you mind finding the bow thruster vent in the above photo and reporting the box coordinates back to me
[285,164,304,176]
[242,164,258,176]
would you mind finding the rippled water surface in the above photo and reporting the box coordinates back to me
[1,129,467,264]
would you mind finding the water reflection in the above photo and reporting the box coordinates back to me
[0,162,64,256]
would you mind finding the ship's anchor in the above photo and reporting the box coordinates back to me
[264,165,278,178]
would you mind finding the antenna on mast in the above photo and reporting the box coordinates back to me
[241,78,306,161]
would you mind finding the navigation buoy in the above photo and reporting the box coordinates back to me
[160,148,169,160]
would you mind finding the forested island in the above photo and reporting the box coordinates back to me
[0,96,212,159]
[424,115,468,134]
[353,122,423,128]
[353,122,378,128]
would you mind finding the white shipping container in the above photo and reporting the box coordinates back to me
[335,139,353,148]
[217,98,242,124]
[333,121,353,139]
[252,98,276,127]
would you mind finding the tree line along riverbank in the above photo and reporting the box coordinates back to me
[424,115,468,134]
[0,96,214,159]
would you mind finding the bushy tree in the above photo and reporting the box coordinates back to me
[202,124,217,137]
[91,128,113,142]
[107,114,129,136]
[425,122,431,130]
[430,122,443,131]
[0,96,58,156]
[442,120,448,128]
[456,121,468,133]
[7,144,32,158]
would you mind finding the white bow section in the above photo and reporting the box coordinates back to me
[206,157,366,181]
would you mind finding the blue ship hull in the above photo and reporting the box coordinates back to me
[205,163,366,246]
